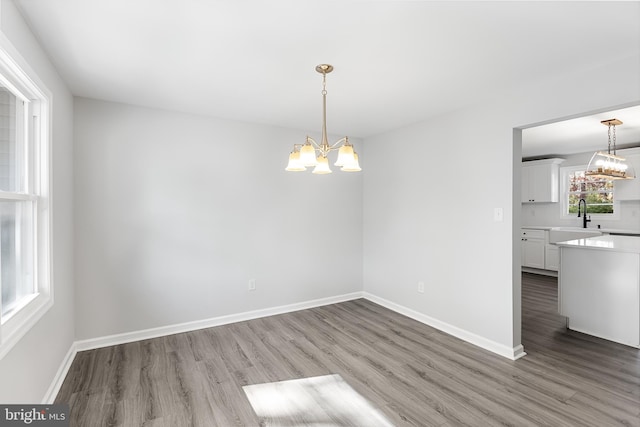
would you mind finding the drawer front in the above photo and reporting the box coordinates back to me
[521,228,545,239]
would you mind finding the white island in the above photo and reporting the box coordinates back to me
[556,235,640,348]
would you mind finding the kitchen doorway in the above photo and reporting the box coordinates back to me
[514,102,640,353]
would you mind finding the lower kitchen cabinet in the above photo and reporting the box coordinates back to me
[558,241,640,348]
[521,228,560,272]
[545,244,559,271]
[521,228,545,269]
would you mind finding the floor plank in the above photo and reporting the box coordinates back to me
[56,273,640,426]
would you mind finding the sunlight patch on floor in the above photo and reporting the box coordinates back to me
[243,374,394,427]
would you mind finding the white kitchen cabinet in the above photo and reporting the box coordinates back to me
[613,148,640,201]
[521,228,545,269]
[558,236,640,348]
[521,158,564,203]
[545,244,559,271]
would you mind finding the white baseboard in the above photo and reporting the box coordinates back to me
[45,289,525,402]
[512,344,526,360]
[41,342,78,404]
[44,291,363,403]
[363,292,526,360]
[75,291,364,352]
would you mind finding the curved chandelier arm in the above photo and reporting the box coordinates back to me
[306,136,320,149]
[307,136,348,150]
[306,136,348,157]
[329,137,348,149]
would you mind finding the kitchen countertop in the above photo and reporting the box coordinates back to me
[522,225,640,235]
[555,235,640,254]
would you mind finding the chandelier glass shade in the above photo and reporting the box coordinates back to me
[585,119,636,180]
[285,64,361,174]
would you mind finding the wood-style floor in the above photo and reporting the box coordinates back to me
[56,273,640,426]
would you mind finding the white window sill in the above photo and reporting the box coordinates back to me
[0,292,53,360]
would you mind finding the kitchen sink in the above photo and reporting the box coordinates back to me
[548,227,602,244]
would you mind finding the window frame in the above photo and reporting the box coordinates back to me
[0,33,52,361]
[560,165,620,220]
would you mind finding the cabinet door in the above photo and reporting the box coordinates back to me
[522,238,545,269]
[522,166,534,202]
[531,165,554,202]
[545,244,559,271]
[522,162,560,203]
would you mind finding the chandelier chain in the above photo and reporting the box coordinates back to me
[607,123,618,155]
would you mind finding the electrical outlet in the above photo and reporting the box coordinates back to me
[248,279,256,291]
[417,281,425,293]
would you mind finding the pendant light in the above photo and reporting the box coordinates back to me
[585,119,635,180]
[285,64,361,173]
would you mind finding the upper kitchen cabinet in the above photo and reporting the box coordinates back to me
[614,147,640,201]
[522,158,565,203]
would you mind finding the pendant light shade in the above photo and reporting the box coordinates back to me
[285,149,306,172]
[335,143,355,167]
[585,119,636,180]
[285,64,361,174]
[299,141,318,167]
[585,151,634,180]
[341,152,362,172]
[312,156,332,174]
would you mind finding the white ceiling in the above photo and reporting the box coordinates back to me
[522,104,640,159]
[14,0,640,154]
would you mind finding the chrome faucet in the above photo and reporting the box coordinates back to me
[577,198,591,228]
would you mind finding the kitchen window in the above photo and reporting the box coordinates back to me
[561,165,618,218]
[0,39,51,360]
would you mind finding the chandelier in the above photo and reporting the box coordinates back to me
[586,119,636,180]
[285,64,361,174]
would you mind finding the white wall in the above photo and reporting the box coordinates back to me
[522,148,640,231]
[74,98,363,340]
[0,0,74,403]
[363,106,518,351]
[363,53,640,354]
[1,1,637,403]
